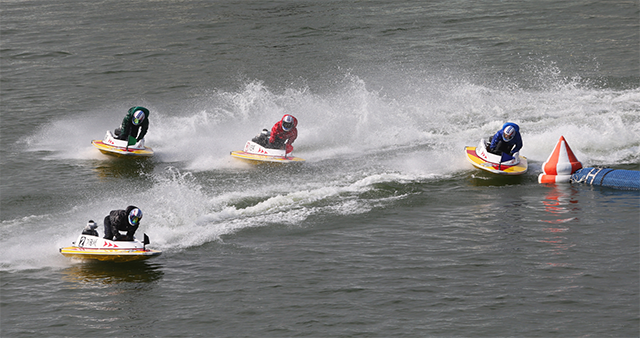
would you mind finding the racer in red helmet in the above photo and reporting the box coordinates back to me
[268,114,298,154]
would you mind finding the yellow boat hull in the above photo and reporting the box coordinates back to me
[230,150,305,165]
[465,146,528,175]
[92,140,154,157]
[60,246,162,262]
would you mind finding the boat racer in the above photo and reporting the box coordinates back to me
[103,206,143,241]
[267,114,298,153]
[488,122,523,161]
[115,106,150,142]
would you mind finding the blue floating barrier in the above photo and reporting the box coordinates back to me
[571,167,640,191]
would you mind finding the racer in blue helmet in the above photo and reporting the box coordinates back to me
[488,122,523,160]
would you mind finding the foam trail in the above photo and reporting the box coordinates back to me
[22,70,640,169]
[141,168,428,250]
[8,68,639,271]
[0,163,432,271]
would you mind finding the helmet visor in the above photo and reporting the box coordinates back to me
[282,122,293,131]
[128,208,142,225]
[132,111,145,125]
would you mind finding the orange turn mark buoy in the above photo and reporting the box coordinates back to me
[538,136,582,184]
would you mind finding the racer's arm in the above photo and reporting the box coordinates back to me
[125,224,139,240]
[120,113,133,139]
[269,122,281,143]
[137,119,149,141]
[511,134,523,154]
[489,131,501,151]
[287,128,297,145]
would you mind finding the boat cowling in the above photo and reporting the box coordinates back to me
[75,233,145,250]
[103,130,146,150]
[243,140,287,157]
[475,139,520,165]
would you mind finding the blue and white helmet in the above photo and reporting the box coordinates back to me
[132,110,146,126]
[502,125,516,142]
[128,208,143,226]
[282,115,294,131]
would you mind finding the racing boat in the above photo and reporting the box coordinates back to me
[230,130,305,165]
[60,221,161,262]
[465,139,528,175]
[91,131,154,157]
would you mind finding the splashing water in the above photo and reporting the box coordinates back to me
[5,69,639,270]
